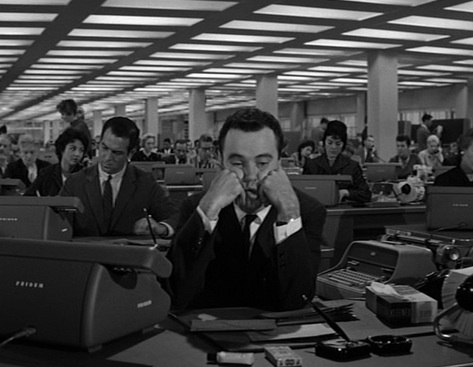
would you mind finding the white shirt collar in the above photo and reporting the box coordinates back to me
[98,162,127,182]
[233,202,271,225]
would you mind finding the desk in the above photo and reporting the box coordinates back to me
[165,184,203,206]
[324,204,426,266]
[0,302,471,367]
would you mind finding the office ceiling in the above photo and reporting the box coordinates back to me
[1,0,473,122]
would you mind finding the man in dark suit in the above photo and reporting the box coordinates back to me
[168,108,327,312]
[163,139,191,165]
[60,116,177,237]
[5,134,50,188]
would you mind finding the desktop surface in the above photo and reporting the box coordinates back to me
[0,300,470,367]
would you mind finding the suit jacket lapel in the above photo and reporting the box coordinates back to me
[110,165,136,229]
[255,206,277,257]
[85,166,107,234]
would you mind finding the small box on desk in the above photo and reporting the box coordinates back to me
[366,283,437,326]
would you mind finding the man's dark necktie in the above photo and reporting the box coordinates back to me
[103,175,113,233]
[242,214,257,258]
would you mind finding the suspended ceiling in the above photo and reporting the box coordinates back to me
[1,0,473,122]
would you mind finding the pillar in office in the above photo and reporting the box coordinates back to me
[356,92,367,136]
[256,74,278,118]
[289,101,305,134]
[43,121,51,146]
[114,104,126,117]
[188,88,211,142]
[52,120,61,141]
[467,77,473,127]
[367,51,398,161]
[453,84,467,120]
[143,97,159,139]
[93,110,103,138]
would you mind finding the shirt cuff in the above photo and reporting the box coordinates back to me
[197,205,219,233]
[274,217,302,244]
[158,222,174,238]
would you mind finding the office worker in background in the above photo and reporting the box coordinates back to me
[303,120,371,203]
[310,117,328,154]
[291,140,317,168]
[5,134,50,188]
[418,134,444,170]
[163,139,192,165]
[0,134,14,177]
[434,128,473,187]
[60,116,177,237]
[56,99,92,157]
[389,135,422,179]
[25,128,86,196]
[168,108,326,311]
[130,133,160,162]
[159,137,173,155]
[191,133,219,169]
[360,134,380,164]
[417,113,433,152]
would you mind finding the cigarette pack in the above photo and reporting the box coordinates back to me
[264,346,302,367]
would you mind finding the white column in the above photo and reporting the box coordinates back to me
[93,110,103,137]
[43,121,51,145]
[256,74,278,118]
[367,51,398,161]
[454,84,467,119]
[144,97,159,139]
[114,104,126,117]
[189,88,210,142]
[52,120,61,140]
[356,92,367,135]
[289,101,305,132]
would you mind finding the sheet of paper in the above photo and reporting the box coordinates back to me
[247,323,335,342]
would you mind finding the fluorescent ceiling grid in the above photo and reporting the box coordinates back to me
[0,40,34,46]
[275,48,358,57]
[426,78,467,83]
[136,60,210,66]
[226,62,296,69]
[445,1,473,13]
[417,65,473,72]
[247,56,326,63]
[150,52,233,60]
[57,41,152,48]
[339,0,434,4]
[103,0,236,11]
[47,50,133,56]
[311,66,366,73]
[408,46,473,56]
[0,13,57,22]
[84,15,202,26]
[69,29,174,38]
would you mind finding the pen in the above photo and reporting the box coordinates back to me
[143,208,158,249]
[302,295,351,342]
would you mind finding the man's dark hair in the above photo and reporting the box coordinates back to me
[163,137,172,144]
[174,139,187,148]
[218,108,284,157]
[298,140,316,154]
[199,133,213,144]
[56,99,78,115]
[459,128,473,152]
[422,113,432,123]
[323,120,347,149]
[55,127,88,161]
[320,117,329,125]
[101,116,140,153]
[396,134,411,147]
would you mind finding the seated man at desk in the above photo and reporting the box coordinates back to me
[389,134,421,179]
[60,116,177,237]
[303,120,371,203]
[168,108,326,311]
[434,127,473,187]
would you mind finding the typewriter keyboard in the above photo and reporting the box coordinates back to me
[327,269,384,288]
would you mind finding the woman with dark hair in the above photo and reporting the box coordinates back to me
[303,120,371,203]
[291,140,316,168]
[24,128,87,196]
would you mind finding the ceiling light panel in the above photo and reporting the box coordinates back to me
[150,52,233,60]
[408,46,473,56]
[255,5,381,21]
[0,40,33,46]
[0,27,44,36]
[307,39,399,48]
[340,0,434,5]
[446,1,473,13]
[275,48,358,57]
[47,50,133,57]
[344,28,447,42]
[171,43,261,52]
[390,16,473,30]
[68,29,174,39]
[0,50,25,56]
[39,57,116,64]
[0,13,57,22]
[248,56,326,63]
[226,62,296,69]
[311,65,366,73]
[452,38,473,46]
[57,40,151,48]
[0,0,69,4]
[221,20,332,34]
[193,33,293,43]
[103,0,236,11]
[418,64,473,72]
[136,59,210,67]
[84,15,202,27]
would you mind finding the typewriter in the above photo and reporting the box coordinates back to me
[316,240,436,300]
